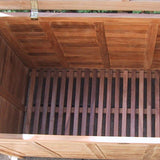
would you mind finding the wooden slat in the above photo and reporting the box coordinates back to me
[33,70,43,134]
[41,71,51,134]
[144,24,158,69]
[57,70,67,135]
[89,70,97,136]
[122,70,128,136]
[130,70,136,137]
[81,69,90,136]
[114,70,120,136]
[97,70,105,136]
[139,71,144,137]
[65,70,74,135]
[24,70,36,133]
[95,22,110,68]
[73,70,81,135]
[105,70,112,136]
[40,22,69,68]
[1,0,160,11]
[155,71,160,137]
[147,71,152,137]
[49,70,58,135]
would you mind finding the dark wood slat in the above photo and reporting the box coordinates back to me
[139,70,144,137]
[33,70,43,134]
[57,70,67,135]
[122,70,128,136]
[49,70,58,135]
[65,70,74,135]
[155,71,160,137]
[89,69,97,136]
[24,70,36,133]
[81,69,90,136]
[95,22,110,68]
[147,71,152,137]
[114,70,120,136]
[97,70,105,136]
[41,71,51,134]
[73,70,81,135]
[130,70,136,137]
[105,70,112,136]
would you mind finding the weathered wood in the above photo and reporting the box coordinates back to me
[89,70,97,136]
[24,70,36,133]
[114,70,120,136]
[49,70,58,135]
[33,70,43,134]
[41,71,51,134]
[65,70,74,135]
[139,71,144,137]
[105,70,112,136]
[73,70,81,135]
[97,70,105,136]
[130,70,136,137]
[122,70,128,136]
[81,69,90,135]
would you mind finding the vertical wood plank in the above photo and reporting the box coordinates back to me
[105,70,112,136]
[89,69,97,136]
[122,70,128,136]
[73,70,81,135]
[33,70,43,134]
[139,70,144,137]
[130,70,136,137]
[57,70,67,135]
[97,70,105,136]
[49,70,58,135]
[65,70,74,135]
[147,71,152,137]
[24,70,36,133]
[81,69,89,136]
[114,70,120,136]
[155,71,160,137]
[41,71,51,134]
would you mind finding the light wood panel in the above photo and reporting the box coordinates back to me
[1,0,160,11]
[0,14,160,69]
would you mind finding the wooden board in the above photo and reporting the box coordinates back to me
[1,0,160,11]
[1,134,160,159]
[0,14,160,69]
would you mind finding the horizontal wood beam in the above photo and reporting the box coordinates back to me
[0,0,160,11]
[0,85,25,111]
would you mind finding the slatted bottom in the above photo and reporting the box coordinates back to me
[23,69,160,137]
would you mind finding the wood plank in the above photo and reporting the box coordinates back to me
[139,70,144,137]
[81,69,90,136]
[49,70,58,135]
[57,70,67,135]
[89,69,97,136]
[24,70,36,133]
[97,70,105,136]
[143,145,156,160]
[65,70,74,135]
[147,71,152,137]
[33,70,43,134]
[41,71,51,134]
[144,24,158,69]
[155,71,160,137]
[105,70,112,136]
[73,70,81,135]
[114,70,120,136]
[95,22,110,68]
[1,0,160,11]
[122,70,128,136]
[130,70,136,137]
[40,22,69,68]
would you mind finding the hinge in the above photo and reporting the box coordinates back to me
[30,0,38,20]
